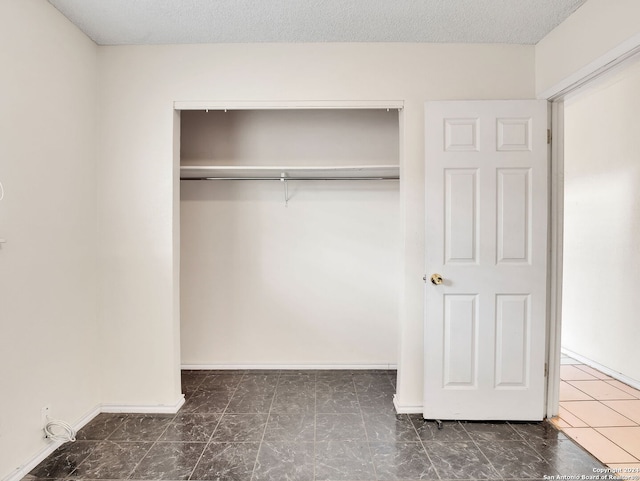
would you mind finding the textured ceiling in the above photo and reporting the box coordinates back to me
[48,0,586,46]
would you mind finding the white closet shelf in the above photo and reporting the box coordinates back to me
[180,165,399,180]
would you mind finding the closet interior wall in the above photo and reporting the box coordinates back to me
[179,109,401,368]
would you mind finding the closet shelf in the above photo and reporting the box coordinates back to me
[180,165,399,181]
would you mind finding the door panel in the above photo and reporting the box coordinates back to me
[424,100,548,421]
[443,294,478,387]
[497,168,531,263]
[445,169,478,263]
[495,294,530,387]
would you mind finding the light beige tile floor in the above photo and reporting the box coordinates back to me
[561,364,599,381]
[603,400,640,425]
[552,356,640,473]
[607,380,640,399]
[561,380,596,401]
[562,427,638,463]
[597,427,640,460]
[562,400,636,427]
[576,365,614,380]
[568,380,637,401]
[558,405,589,427]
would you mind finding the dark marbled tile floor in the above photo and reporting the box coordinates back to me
[25,369,607,481]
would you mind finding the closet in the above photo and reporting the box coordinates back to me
[179,106,401,368]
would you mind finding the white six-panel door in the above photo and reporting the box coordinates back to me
[424,100,548,421]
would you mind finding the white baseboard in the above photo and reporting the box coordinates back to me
[101,395,185,414]
[2,405,101,481]
[562,348,640,390]
[2,395,185,481]
[393,394,423,414]
[181,363,398,370]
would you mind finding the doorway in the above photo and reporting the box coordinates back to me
[548,55,640,468]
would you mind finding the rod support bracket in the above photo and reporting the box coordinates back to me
[280,172,289,207]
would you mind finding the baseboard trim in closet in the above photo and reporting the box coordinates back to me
[181,363,398,371]
[101,395,186,414]
[4,405,101,481]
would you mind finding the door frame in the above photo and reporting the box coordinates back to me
[543,38,640,419]
[172,99,406,373]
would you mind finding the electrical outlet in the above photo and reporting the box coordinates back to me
[41,405,51,425]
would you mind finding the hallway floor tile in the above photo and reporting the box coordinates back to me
[554,355,640,475]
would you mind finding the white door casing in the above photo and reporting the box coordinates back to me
[424,100,548,421]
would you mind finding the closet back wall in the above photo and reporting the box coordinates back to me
[180,109,400,367]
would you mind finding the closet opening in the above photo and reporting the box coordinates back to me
[178,107,402,371]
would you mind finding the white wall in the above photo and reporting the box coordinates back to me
[535,0,640,96]
[96,42,535,411]
[181,109,399,166]
[562,60,640,384]
[180,109,400,366]
[0,1,99,478]
[0,1,636,474]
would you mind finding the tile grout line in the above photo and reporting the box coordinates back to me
[124,415,176,480]
[603,380,640,399]
[564,380,637,402]
[563,364,600,381]
[508,421,560,475]
[313,372,317,481]
[187,371,242,480]
[558,399,594,427]
[556,425,616,465]
[592,426,640,463]
[574,363,615,381]
[562,379,597,401]
[64,413,130,478]
[561,398,638,428]
[594,400,640,427]
[353,373,379,481]
[71,413,177,480]
[460,422,505,481]
[563,364,640,400]
[248,371,281,481]
[186,411,224,480]
[58,441,104,479]
[411,415,443,481]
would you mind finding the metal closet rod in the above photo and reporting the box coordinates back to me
[181,176,400,181]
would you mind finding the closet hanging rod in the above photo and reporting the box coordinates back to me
[181,176,399,181]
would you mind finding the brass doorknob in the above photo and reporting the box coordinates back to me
[431,273,444,285]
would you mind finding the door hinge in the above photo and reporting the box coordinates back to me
[547,129,552,144]
[544,363,548,377]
